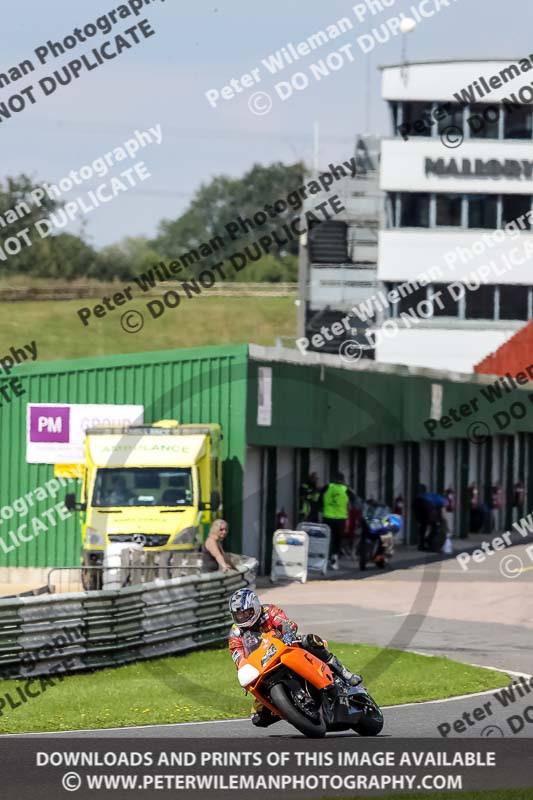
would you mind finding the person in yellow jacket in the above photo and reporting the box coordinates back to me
[321,473,355,570]
[299,472,320,522]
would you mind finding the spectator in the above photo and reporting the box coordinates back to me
[424,490,446,552]
[202,519,233,572]
[468,483,483,533]
[513,481,525,516]
[412,484,431,551]
[276,508,289,529]
[443,487,456,538]
[321,472,354,570]
[342,495,362,558]
[393,495,404,515]
[490,483,503,533]
[299,472,321,522]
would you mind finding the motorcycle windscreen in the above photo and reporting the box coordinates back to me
[241,630,263,656]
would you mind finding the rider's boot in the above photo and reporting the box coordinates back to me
[251,707,281,728]
[326,654,362,687]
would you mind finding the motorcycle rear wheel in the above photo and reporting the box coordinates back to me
[270,683,327,738]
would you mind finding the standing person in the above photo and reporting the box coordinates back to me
[202,519,233,572]
[276,508,289,529]
[412,484,430,551]
[424,490,446,552]
[299,472,321,522]
[321,472,354,570]
[468,483,483,533]
[490,483,502,533]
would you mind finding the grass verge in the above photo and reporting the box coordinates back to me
[1,295,296,362]
[0,642,509,734]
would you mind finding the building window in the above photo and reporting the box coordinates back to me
[400,193,430,227]
[499,285,529,320]
[385,282,398,317]
[386,193,397,227]
[467,195,498,228]
[468,103,499,138]
[401,101,433,136]
[465,284,495,319]
[437,103,463,135]
[430,283,459,317]
[390,102,400,133]
[502,195,531,229]
[436,194,462,226]
[397,284,427,315]
[504,105,532,139]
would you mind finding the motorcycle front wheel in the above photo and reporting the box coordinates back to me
[352,694,384,736]
[270,683,327,738]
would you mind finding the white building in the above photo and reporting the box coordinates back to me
[376,59,533,373]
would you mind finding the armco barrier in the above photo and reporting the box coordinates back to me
[0,554,256,679]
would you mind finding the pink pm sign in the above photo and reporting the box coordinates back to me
[29,405,70,443]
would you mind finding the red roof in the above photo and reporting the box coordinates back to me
[474,321,533,375]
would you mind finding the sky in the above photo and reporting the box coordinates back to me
[2,0,532,250]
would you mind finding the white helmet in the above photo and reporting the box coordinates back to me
[229,589,261,629]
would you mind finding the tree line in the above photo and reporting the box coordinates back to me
[0,162,303,283]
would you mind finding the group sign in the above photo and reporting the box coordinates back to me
[26,403,144,464]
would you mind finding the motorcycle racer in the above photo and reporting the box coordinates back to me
[228,588,362,727]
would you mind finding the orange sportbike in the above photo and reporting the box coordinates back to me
[237,631,384,738]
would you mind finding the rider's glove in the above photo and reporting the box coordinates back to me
[282,632,297,645]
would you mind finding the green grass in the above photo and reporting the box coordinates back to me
[0,642,509,734]
[0,296,297,362]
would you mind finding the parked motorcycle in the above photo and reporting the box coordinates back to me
[359,510,402,571]
[237,630,384,738]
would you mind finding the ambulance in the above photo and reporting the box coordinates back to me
[64,420,222,589]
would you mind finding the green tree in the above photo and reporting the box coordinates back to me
[90,237,161,281]
[151,162,304,281]
[0,174,62,276]
[48,234,99,279]
[244,254,298,282]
